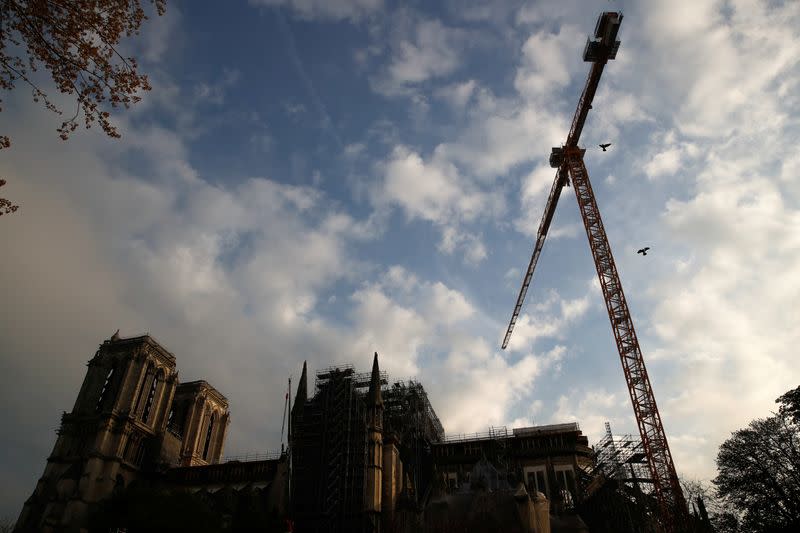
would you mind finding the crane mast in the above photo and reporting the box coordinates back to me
[502,12,687,529]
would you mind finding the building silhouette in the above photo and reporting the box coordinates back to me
[15,333,618,533]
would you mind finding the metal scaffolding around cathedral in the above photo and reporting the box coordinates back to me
[289,353,446,533]
[576,422,663,532]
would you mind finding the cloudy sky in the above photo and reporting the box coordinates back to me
[1,0,799,519]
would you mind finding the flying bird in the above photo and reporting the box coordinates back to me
[637,247,650,256]
[599,143,612,151]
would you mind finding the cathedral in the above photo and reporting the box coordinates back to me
[14,332,231,532]
[16,332,608,533]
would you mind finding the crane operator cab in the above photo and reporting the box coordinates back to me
[583,12,623,63]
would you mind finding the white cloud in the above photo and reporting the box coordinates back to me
[514,25,582,99]
[640,129,701,180]
[389,20,462,84]
[251,0,382,21]
[383,265,419,293]
[376,145,502,263]
[349,285,430,377]
[428,281,475,324]
[193,69,241,105]
[374,18,466,96]
[515,164,557,238]
[338,267,575,434]
[645,146,683,179]
[0,89,388,505]
[381,146,489,223]
[435,79,477,109]
[438,227,488,264]
[636,0,800,137]
[435,345,566,434]
[551,388,628,445]
[515,0,586,26]
[344,142,366,158]
[505,288,591,353]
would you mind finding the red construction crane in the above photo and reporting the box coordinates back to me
[502,12,687,530]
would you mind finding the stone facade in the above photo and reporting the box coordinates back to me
[14,333,229,533]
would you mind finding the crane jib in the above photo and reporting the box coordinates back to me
[502,169,564,349]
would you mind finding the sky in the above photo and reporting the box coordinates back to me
[1,0,799,520]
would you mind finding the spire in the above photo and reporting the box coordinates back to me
[367,352,383,407]
[293,361,308,409]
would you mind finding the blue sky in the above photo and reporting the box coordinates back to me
[2,0,800,519]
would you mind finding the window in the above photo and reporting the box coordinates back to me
[202,412,216,461]
[133,440,146,466]
[554,465,577,507]
[141,371,161,423]
[96,365,115,412]
[524,465,548,499]
[122,436,134,460]
[124,434,146,466]
[133,363,154,415]
[464,443,480,456]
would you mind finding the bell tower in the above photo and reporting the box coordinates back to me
[15,332,179,532]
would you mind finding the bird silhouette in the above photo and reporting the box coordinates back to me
[599,143,612,151]
[637,247,650,256]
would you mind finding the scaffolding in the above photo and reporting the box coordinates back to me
[383,380,444,443]
[442,425,509,444]
[576,421,661,533]
[382,380,444,507]
[292,366,374,533]
[594,422,652,487]
[291,366,447,529]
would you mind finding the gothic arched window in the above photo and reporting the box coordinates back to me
[96,365,116,412]
[202,412,216,461]
[141,370,162,424]
[133,362,154,416]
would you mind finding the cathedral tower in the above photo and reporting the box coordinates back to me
[15,332,229,533]
[16,332,179,531]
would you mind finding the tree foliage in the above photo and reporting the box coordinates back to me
[681,478,739,532]
[0,0,165,215]
[777,385,800,425]
[713,385,800,532]
[0,179,18,215]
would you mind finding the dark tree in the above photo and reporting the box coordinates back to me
[681,478,739,533]
[777,385,800,425]
[713,386,800,533]
[0,0,166,215]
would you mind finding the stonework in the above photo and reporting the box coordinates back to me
[14,333,230,533]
